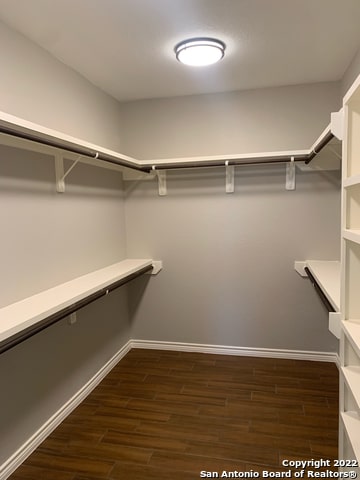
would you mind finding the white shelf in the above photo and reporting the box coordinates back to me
[344,174,360,188]
[341,412,360,462]
[343,229,360,244]
[342,366,360,412]
[0,109,340,173]
[0,259,153,343]
[343,321,360,358]
[306,260,341,312]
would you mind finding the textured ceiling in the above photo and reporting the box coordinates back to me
[0,0,359,102]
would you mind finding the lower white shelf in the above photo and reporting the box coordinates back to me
[0,259,154,346]
[342,366,360,412]
[341,411,360,462]
[343,320,360,358]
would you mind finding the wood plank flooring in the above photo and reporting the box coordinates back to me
[8,349,339,479]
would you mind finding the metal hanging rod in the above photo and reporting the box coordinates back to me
[0,264,153,356]
[0,118,334,172]
[150,154,309,171]
[305,130,335,165]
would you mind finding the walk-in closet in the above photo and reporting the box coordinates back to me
[1,1,360,478]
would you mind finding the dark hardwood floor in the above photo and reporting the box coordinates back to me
[8,349,339,479]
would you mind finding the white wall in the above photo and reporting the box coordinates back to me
[0,23,129,468]
[124,84,341,353]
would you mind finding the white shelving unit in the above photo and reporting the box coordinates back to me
[340,73,360,469]
[0,259,154,350]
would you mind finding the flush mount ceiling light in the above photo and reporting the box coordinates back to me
[175,37,225,66]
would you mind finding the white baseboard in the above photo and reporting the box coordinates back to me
[0,340,132,480]
[1,338,338,480]
[130,339,339,364]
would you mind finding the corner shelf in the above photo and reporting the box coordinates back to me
[0,259,155,354]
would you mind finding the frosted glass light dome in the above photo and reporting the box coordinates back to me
[175,38,225,66]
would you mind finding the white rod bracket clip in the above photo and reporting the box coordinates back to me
[153,166,167,196]
[286,156,296,191]
[225,161,235,193]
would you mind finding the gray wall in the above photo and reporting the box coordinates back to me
[124,84,341,352]
[0,20,124,150]
[0,147,130,467]
[342,46,360,97]
[0,23,129,466]
[120,83,341,159]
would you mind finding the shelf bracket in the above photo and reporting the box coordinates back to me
[55,154,65,193]
[55,154,84,193]
[145,260,163,275]
[294,261,308,277]
[330,108,344,141]
[153,166,167,196]
[225,161,235,193]
[328,312,341,339]
[285,156,296,190]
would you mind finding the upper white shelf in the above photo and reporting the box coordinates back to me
[305,260,341,312]
[0,109,341,174]
[0,259,153,344]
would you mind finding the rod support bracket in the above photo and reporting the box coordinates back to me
[331,108,344,141]
[146,260,163,275]
[329,312,341,339]
[153,166,167,196]
[286,156,296,190]
[55,154,83,193]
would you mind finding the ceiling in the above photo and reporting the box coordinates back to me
[0,0,359,102]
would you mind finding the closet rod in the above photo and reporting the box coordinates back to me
[305,130,335,165]
[304,267,336,313]
[150,131,335,170]
[150,155,309,170]
[0,264,153,356]
[0,125,152,173]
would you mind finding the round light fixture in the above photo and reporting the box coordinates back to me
[175,37,225,66]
